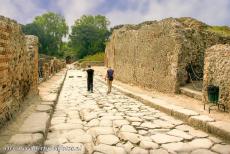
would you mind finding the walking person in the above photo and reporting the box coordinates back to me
[86,65,94,93]
[105,66,114,94]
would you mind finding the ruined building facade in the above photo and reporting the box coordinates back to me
[0,16,66,127]
[105,17,230,110]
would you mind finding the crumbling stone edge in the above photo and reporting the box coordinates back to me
[96,77,230,142]
[2,69,68,154]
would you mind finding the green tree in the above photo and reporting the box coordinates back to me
[70,15,110,59]
[23,12,68,57]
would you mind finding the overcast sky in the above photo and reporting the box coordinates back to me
[0,0,230,27]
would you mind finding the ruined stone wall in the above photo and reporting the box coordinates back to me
[0,16,38,126]
[106,19,181,93]
[38,56,66,82]
[105,17,230,93]
[203,44,230,111]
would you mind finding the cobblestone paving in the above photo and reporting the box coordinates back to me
[44,70,230,154]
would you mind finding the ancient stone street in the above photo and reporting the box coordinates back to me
[43,69,230,154]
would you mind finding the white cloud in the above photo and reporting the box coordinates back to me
[0,0,229,27]
[55,0,105,26]
[105,0,230,26]
[0,0,45,24]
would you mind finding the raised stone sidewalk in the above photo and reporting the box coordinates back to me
[2,69,67,154]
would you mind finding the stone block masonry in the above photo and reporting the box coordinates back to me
[203,44,230,111]
[0,16,39,127]
[105,17,230,93]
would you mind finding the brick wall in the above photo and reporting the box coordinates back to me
[0,16,38,126]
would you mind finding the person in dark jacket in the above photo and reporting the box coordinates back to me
[86,65,94,93]
[105,66,114,94]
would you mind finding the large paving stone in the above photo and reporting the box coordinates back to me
[100,119,112,127]
[161,142,194,153]
[87,127,114,137]
[188,138,213,149]
[191,149,217,154]
[139,140,159,149]
[188,129,209,138]
[140,122,159,129]
[86,119,100,127]
[126,116,143,122]
[130,147,148,154]
[167,129,194,140]
[123,141,134,153]
[151,134,183,144]
[113,120,130,127]
[150,148,169,154]
[120,125,137,133]
[118,132,140,144]
[8,133,43,145]
[19,112,50,135]
[50,123,83,131]
[96,135,119,145]
[154,120,174,129]
[211,144,230,154]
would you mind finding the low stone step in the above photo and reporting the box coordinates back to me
[180,87,203,100]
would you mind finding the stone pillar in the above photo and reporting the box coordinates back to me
[203,44,230,111]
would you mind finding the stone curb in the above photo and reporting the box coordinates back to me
[96,77,230,142]
[5,69,68,153]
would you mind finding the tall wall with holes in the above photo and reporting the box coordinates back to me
[105,17,230,93]
[203,44,230,111]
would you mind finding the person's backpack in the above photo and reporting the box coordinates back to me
[107,69,114,81]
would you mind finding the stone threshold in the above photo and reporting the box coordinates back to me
[179,87,203,101]
[2,69,68,154]
[96,77,230,142]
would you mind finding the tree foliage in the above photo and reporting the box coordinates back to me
[70,15,110,59]
[22,12,68,57]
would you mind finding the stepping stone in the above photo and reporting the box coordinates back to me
[96,135,119,145]
[19,112,50,135]
[8,133,43,145]
[151,134,183,144]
